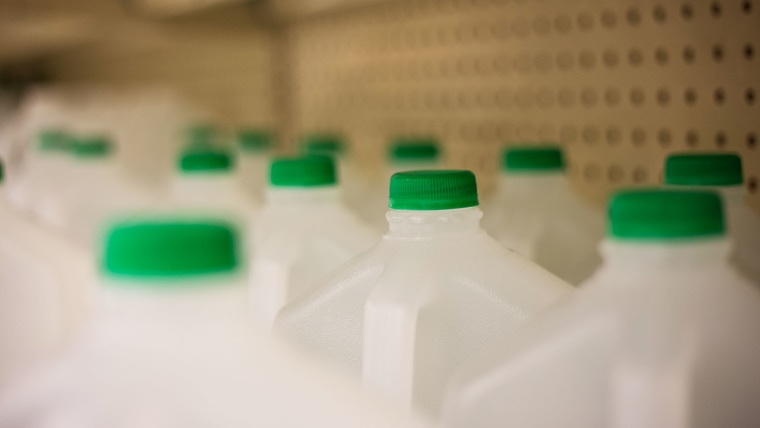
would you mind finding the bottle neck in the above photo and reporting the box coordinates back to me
[599,237,731,271]
[265,185,341,205]
[497,171,566,195]
[386,206,483,239]
[100,275,247,329]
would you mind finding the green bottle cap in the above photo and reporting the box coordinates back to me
[238,130,273,152]
[178,148,233,174]
[389,170,479,210]
[608,189,724,240]
[301,134,345,156]
[103,220,239,279]
[388,138,440,163]
[186,124,218,147]
[269,155,336,187]
[37,130,70,152]
[71,137,114,159]
[0,157,4,183]
[664,153,743,186]
[503,146,564,172]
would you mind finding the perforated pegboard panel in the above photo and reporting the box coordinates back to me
[288,0,760,209]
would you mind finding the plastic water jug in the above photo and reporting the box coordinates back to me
[483,146,605,285]
[664,152,760,284]
[301,134,367,211]
[64,136,152,247]
[276,170,572,416]
[236,129,273,200]
[0,161,94,386]
[250,155,376,330]
[20,130,73,221]
[359,138,442,229]
[0,218,429,428]
[442,189,760,428]
[172,147,258,222]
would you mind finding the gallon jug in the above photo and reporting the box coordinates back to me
[236,129,273,200]
[172,146,258,223]
[301,133,366,212]
[664,152,760,284]
[483,146,604,285]
[22,130,73,222]
[0,218,429,428]
[360,138,442,229]
[65,136,152,247]
[276,170,572,416]
[442,189,760,428]
[0,159,94,387]
[250,155,376,330]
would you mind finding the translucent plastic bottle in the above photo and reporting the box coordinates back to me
[10,130,71,218]
[442,189,760,428]
[483,146,604,285]
[276,170,572,416]
[0,218,428,428]
[250,155,376,330]
[0,159,94,386]
[360,138,442,229]
[236,129,273,200]
[65,136,153,247]
[172,146,257,219]
[301,134,366,211]
[664,152,760,284]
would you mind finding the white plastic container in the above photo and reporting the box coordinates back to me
[0,161,94,386]
[276,170,572,416]
[301,134,368,212]
[250,155,376,330]
[483,146,605,285]
[0,218,429,428]
[359,138,442,229]
[442,189,760,428]
[19,130,74,221]
[235,129,273,200]
[64,136,154,247]
[171,146,258,223]
[664,152,760,284]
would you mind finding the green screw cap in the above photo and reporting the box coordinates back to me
[37,130,70,152]
[103,220,239,279]
[301,134,345,156]
[269,155,337,187]
[178,149,233,173]
[186,124,218,147]
[608,189,724,240]
[238,130,273,152]
[389,170,479,210]
[71,137,114,159]
[503,146,564,172]
[664,152,743,186]
[389,138,440,163]
[0,157,4,184]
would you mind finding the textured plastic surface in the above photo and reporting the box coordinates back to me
[483,172,604,285]
[442,236,760,428]
[389,170,478,210]
[275,205,571,416]
[250,186,376,330]
[608,189,724,239]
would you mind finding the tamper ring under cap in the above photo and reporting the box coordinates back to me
[664,152,743,186]
[608,189,725,240]
[103,220,239,278]
[389,170,479,210]
[269,155,337,187]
